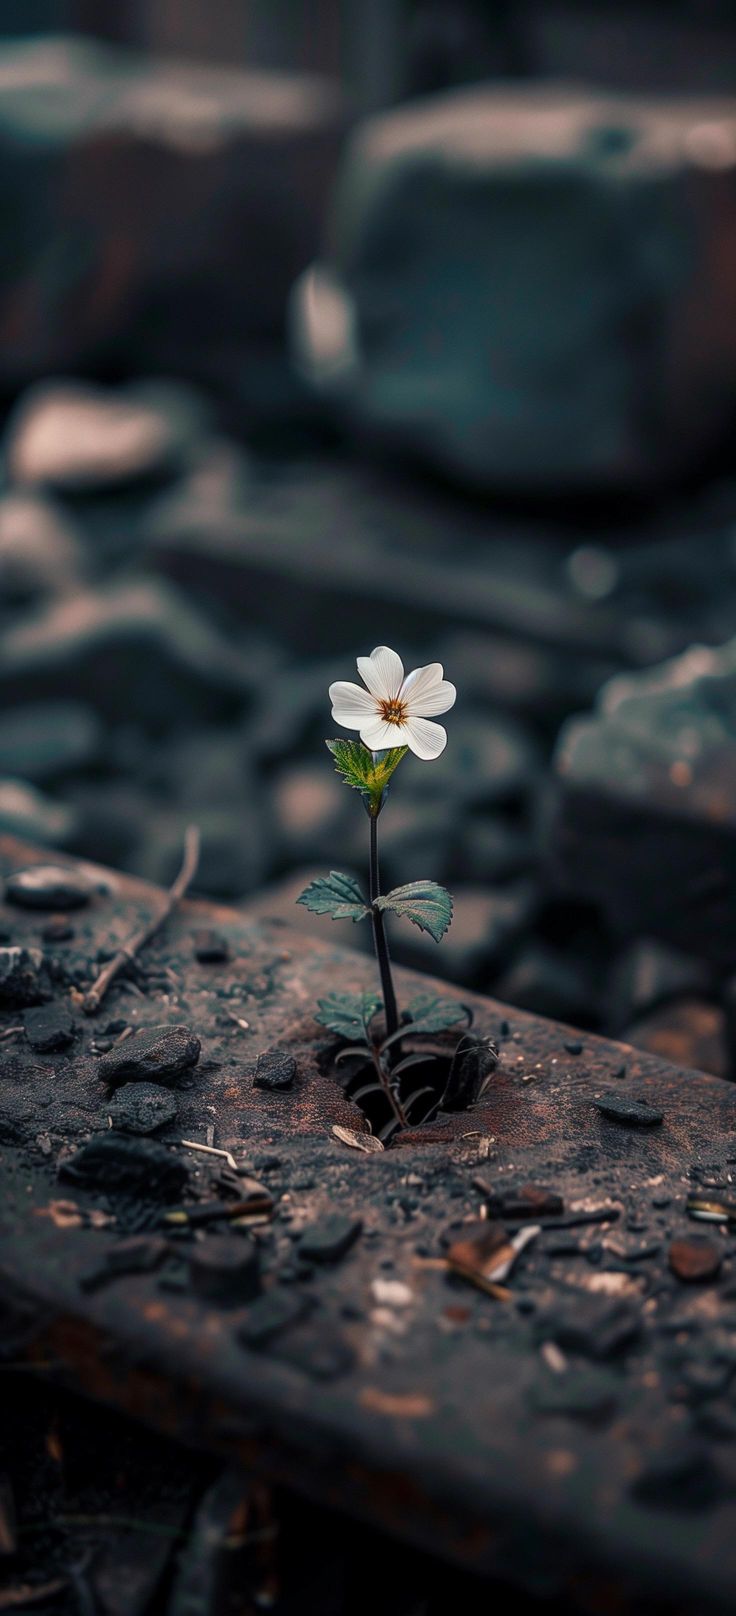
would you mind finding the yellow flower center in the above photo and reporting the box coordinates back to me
[379,697,407,725]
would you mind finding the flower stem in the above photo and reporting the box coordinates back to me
[369,813,400,1041]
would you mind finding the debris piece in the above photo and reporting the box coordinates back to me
[483,1183,564,1220]
[108,1082,178,1135]
[668,1235,722,1283]
[99,1024,201,1088]
[83,825,199,1013]
[359,1388,433,1417]
[253,1049,296,1092]
[298,1216,362,1263]
[162,1189,271,1221]
[0,947,51,1008]
[446,1222,538,1296]
[60,1134,188,1200]
[189,1236,261,1306]
[687,1192,736,1225]
[371,1278,413,1308]
[593,1092,663,1127]
[22,1001,74,1052]
[181,1139,238,1171]
[5,863,93,910]
[331,1124,383,1153]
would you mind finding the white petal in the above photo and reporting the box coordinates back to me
[357,645,404,702]
[360,716,410,751]
[401,663,457,717]
[404,716,447,760]
[329,680,379,730]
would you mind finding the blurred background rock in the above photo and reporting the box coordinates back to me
[1,0,736,1077]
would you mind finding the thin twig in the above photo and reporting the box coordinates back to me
[82,826,200,1015]
[180,1139,238,1172]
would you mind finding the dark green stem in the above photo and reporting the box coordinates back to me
[369,812,400,1040]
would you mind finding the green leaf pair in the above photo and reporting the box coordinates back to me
[314,988,468,1043]
[297,872,453,944]
[326,738,407,816]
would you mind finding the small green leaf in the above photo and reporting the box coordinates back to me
[379,994,469,1054]
[374,880,453,943]
[326,739,407,815]
[297,870,369,923]
[315,991,381,1041]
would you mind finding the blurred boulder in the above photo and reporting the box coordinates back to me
[0,580,255,726]
[293,82,736,493]
[493,941,602,1027]
[607,938,712,1034]
[0,701,102,783]
[5,379,207,493]
[623,997,728,1080]
[0,777,77,845]
[0,34,346,386]
[395,881,536,984]
[547,639,736,966]
[0,491,84,604]
[131,804,269,900]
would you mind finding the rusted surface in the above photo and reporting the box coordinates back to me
[3,836,736,1611]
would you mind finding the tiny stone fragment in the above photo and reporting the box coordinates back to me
[298,1216,362,1263]
[485,1183,564,1220]
[107,1082,178,1135]
[5,864,93,910]
[593,1091,663,1128]
[22,1001,75,1052]
[253,1049,296,1091]
[98,1023,201,1087]
[60,1134,188,1200]
[192,929,230,963]
[238,1288,311,1347]
[668,1235,722,1283]
[0,946,51,1007]
[189,1235,260,1306]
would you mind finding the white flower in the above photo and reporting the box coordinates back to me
[329,645,456,760]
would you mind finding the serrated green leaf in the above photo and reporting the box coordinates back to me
[296,870,369,923]
[315,991,382,1041]
[374,880,453,943]
[326,738,407,815]
[379,994,469,1054]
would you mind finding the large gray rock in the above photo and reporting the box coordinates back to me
[5,379,207,493]
[547,639,736,965]
[0,34,345,384]
[292,82,736,493]
[0,580,255,726]
[0,492,84,604]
